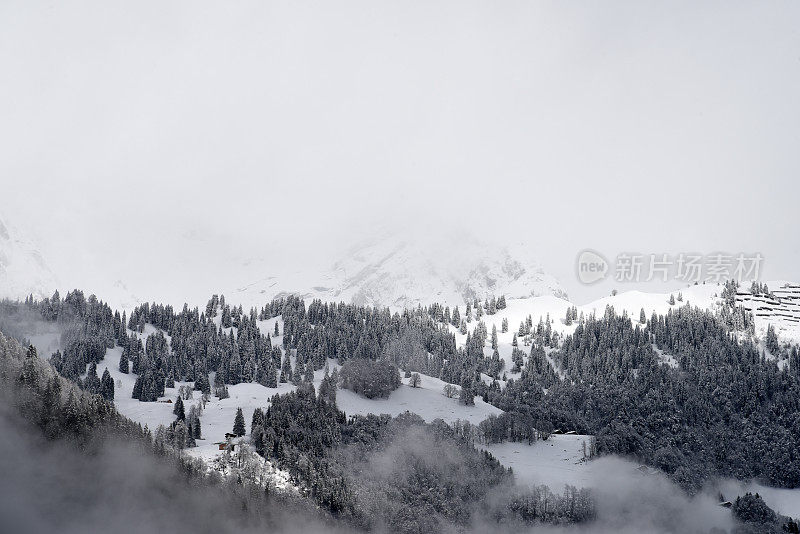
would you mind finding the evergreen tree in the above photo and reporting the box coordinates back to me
[233,407,246,437]
[195,372,211,394]
[279,353,292,383]
[304,362,315,383]
[766,324,780,354]
[266,362,278,388]
[19,345,40,389]
[292,360,303,385]
[319,370,337,406]
[192,417,202,439]
[221,305,232,328]
[118,351,129,374]
[459,378,474,406]
[251,407,264,434]
[790,346,800,377]
[172,420,192,449]
[173,395,185,420]
[99,368,114,401]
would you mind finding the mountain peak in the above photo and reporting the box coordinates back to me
[0,214,59,300]
[233,231,567,309]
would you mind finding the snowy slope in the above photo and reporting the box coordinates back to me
[0,215,58,300]
[482,434,594,489]
[336,370,503,425]
[232,232,567,310]
[580,283,722,320]
[735,282,800,344]
[583,281,800,344]
[443,281,800,383]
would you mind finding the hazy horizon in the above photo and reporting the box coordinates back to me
[2,1,799,305]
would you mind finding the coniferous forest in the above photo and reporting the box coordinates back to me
[2,286,800,533]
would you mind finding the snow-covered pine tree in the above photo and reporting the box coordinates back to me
[498,295,507,309]
[99,368,114,401]
[118,351,129,374]
[765,324,779,355]
[459,378,474,406]
[251,407,264,434]
[233,407,246,437]
[173,395,185,420]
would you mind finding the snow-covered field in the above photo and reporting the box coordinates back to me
[483,434,594,489]
[580,283,722,321]
[337,371,502,425]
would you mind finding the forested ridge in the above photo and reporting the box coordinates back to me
[3,284,800,497]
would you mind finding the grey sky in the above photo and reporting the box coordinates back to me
[1,1,798,304]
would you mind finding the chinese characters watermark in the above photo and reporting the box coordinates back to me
[576,250,763,285]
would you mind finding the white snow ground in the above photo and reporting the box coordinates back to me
[483,434,594,489]
[336,371,502,425]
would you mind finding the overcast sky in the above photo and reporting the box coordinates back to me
[1,1,798,304]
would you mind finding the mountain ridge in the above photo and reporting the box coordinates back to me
[232,233,568,309]
[0,215,59,301]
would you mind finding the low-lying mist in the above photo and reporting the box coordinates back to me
[0,302,61,355]
[0,405,345,534]
[573,457,733,534]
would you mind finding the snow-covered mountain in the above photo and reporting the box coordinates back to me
[233,232,568,309]
[0,215,58,301]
